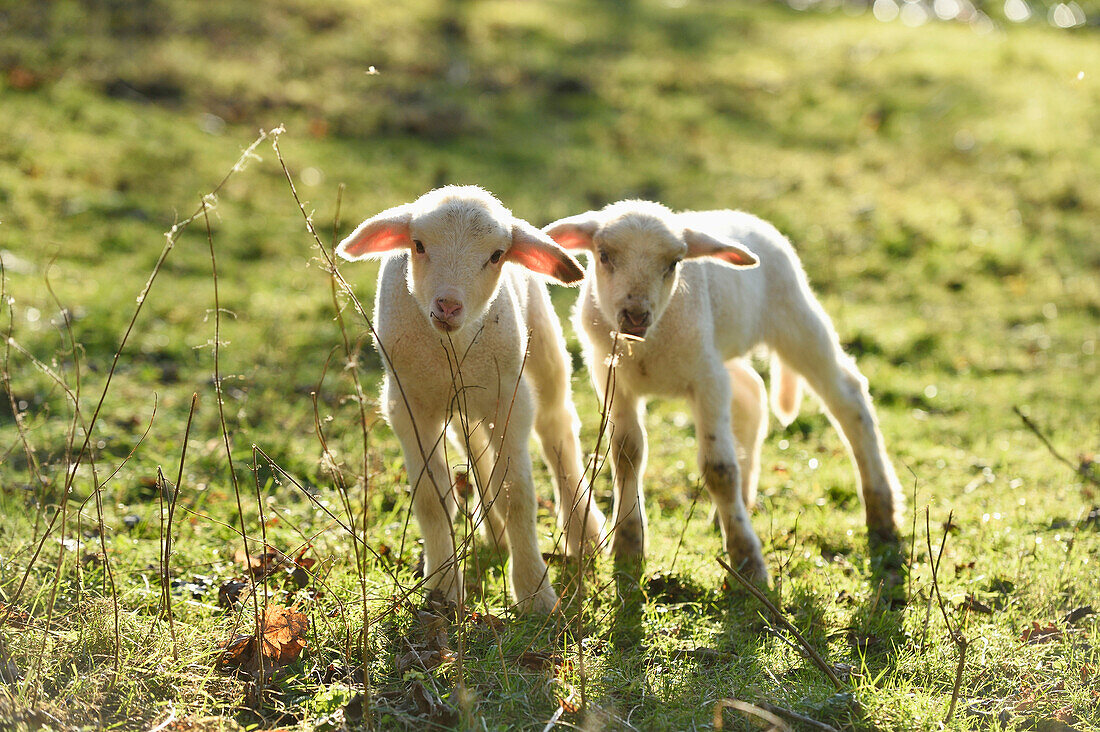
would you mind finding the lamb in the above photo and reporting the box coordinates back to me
[337,186,606,612]
[544,200,903,583]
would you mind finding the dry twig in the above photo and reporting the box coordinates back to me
[717,557,845,691]
[1013,405,1099,488]
[925,508,967,725]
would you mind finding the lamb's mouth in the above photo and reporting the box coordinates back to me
[431,317,459,333]
[618,323,648,339]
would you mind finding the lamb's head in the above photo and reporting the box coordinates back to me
[338,186,584,334]
[544,201,758,339]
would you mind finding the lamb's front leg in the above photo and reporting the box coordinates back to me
[693,369,769,584]
[607,394,648,558]
[496,400,558,613]
[389,407,463,604]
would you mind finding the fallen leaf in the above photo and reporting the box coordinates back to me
[8,66,40,90]
[1020,621,1062,645]
[0,604,30,628]
[962,594,994,615]
[831,663,858,682]
[1062,606,1095,625]
[408,680,444,719]
[467,611,504,632]
[218,634,256,669]
[218,579,250,609]
[517,651,563,672]
[422,590,455,618]
[234,545,284,578]
[417,610,450,651]
[260,604,309,664]
[395,646,454,673]
[218,604,309,670]
[344,693,364,722]
[847,630,880,652]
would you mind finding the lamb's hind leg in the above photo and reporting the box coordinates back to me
[727,359,768,511]
[773,314,903,546]
[462,424,509,553]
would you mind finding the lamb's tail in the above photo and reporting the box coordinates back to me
[770,353,802,427]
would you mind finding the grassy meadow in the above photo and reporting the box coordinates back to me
[1,1,1098,729]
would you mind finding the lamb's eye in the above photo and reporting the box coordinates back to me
[598,249,610,265]
[666,259,681,276]
[413,240,425,254]
[489,249,504,265]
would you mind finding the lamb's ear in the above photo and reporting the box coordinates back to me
[682,228,758,268]
[508,220,585,285]
[336,204,413,261]
[542,213,601,252]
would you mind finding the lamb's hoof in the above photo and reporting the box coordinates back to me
[517,584,559,614]
[610,525,645,559]
[727,554,770,588]
[563,512,608,558]
[424,588,461,619]
[424,572,464,610]
[868,524,902,560]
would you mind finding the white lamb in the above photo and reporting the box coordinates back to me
[545,201,903,583]
[337,186,606,612]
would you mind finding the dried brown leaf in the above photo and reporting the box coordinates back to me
[218,604,309,670]
[1062,606,1094,625]
[218,634,256,669]
[292,544,316,571]
[517,651,563,672]
[0,604,30,628]
[1020,621,1063,645]
[218,579,249,609]
[260,604,309,664]
[467,611,505,632]
[234,545,284,578]
[962,594,994,615]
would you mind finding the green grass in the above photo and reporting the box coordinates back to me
[2,1,1098,729]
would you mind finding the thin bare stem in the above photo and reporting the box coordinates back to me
[717,556,844,691]
[1013,405,1100,488]
[756,701,839,732]
[713,698,792,731]
[924,508,966,725]
[203,198,266,700]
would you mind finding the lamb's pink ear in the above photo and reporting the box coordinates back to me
[682,228,758,268]
[507,220,585,285]
[542,213,600,252]
[336,205,413,261]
